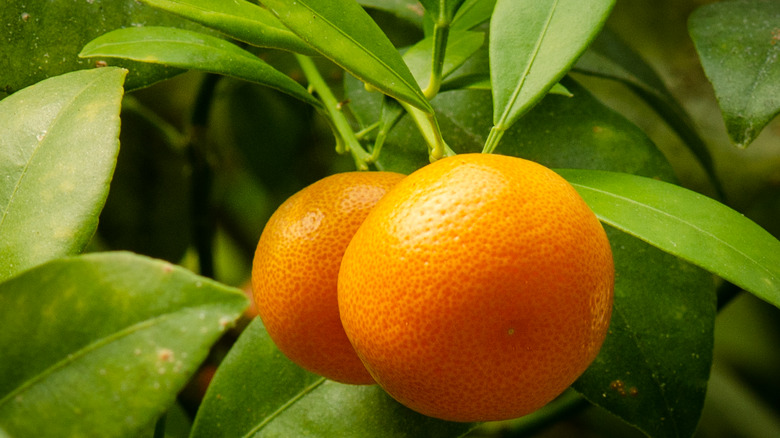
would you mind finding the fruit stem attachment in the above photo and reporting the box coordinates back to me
[295,55,372,170]
[482,125,506,154]
[400,101,455,161]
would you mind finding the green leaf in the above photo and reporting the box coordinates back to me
[0,252,248,438]
[259,0,432,113]
[403,30,485,90]
[136,0,318,55]
[0,0,214,94]
[79,26,321,109]
[489,0,615,132]
[573,29,723,198]
[0,68,126,282]
[557,169,780,310]
[419,0,468,22]
[192,318,475,437]
[358,0,426,27]
[689,0,780,148]
[451,0,497,31]
[574,227,715,438]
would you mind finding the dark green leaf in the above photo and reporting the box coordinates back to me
[259,0,432,113]
[689,0,780,148]
[0,68,126,282]
[0,0,214,94]
[573,29,723,197]
[137,0,318,55]
[574,227,715,438]
[489,0,615,131]
[0,252,248,437]
[79,26,321,108]
[192,318,475,437]
[557,169,780,310]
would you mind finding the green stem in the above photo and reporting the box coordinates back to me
[482,125,506,154]
[400,102,454,161]
[423,21,450,99]
[295,55,372,170]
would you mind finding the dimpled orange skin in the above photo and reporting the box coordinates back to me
[338,154,614,421]
[252,171,405,385]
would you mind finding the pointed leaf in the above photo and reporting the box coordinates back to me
[79,26,321,108]
[574,227,715,438]
[0,252,248,438]
[137,0,317,55]
[259,0,432,113]
[490,0,615,130]
[689,0,780,148]
[557,169,780,310]
[192,318,475,437]
[0,67,126,282]
[451,0,497,31]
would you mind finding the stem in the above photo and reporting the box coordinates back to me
[400,102,454,161]
[295,55,372,170]
[423,21,450,99]
[482,125,506,154]
[121,95,187,150]
[188,73,221,279]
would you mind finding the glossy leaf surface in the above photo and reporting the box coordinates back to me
[0,252,248,437]
[79,26,321,108]
[689,0,780,148]
[260,0,432,113]
[137,0,317,55]
[490,0,615,130]
[559,169,780,310]
[192,318,475,437]
[0,68,125,282]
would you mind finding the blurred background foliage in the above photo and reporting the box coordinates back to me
[27,0,777,435]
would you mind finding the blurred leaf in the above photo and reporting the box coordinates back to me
[191,318,475,437]
[489,0,615,132]
[404,30,485,90]
[97,100,192,263]
[137,0,318,55]
[260,0,432,113]
[689,0,780,148]
[558,169,780,310]
[359,0,425,27]
[419,0,467,22]
[451,0,496,31]
[574,29,723,197]
[80,26,321,108]
[574,227,715,438]
[0,0,216,94]
[0,68,126,282]
[0,252,248,438]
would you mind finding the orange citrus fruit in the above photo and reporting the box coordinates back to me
[252,171,405,384]
[338,154,614,421]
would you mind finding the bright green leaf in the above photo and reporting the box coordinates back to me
[489,0,615,135]
[0,68,126,282]
[137,0,318,55]
[259,0,432,113]
[451,0,496,30]
[359,0,426,27]
[689,0,780,148]
[574,227,715,438]
[192,318,475,437]
[79,26,321,109]
[558,169,780,310]
[0,252,248,438]
[403,30,485,90]
[419,0,467,22]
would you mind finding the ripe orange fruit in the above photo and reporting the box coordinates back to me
[252,171,405,384]
[338,154,614,421]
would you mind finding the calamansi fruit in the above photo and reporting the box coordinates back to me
[252,171,405,384]
[338,154,614,421]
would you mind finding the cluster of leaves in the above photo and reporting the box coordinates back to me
[1,0,779,437]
